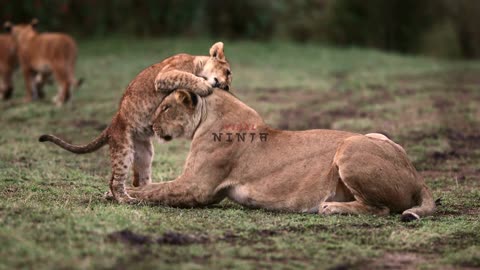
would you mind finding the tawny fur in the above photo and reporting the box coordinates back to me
[0,34,17,100]
[5,19,81,105]
[39,42,232,203]
[125,89,435,221]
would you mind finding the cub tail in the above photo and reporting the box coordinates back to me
[39,128,108,154]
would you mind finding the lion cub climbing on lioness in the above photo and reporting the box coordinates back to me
[39,42,232,203]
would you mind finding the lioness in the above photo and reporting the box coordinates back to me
[4,19,82,105]
[39,42,232,203]
[0,34,17,100]
[125,89,435,221]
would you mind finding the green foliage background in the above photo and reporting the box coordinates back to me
[2,0,480,58]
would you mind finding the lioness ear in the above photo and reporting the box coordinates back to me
[31,18,39,28]
[3,21,12,32]
[175,90,197,108]
[209,41,225,60]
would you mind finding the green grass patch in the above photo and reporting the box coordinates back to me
[1,38,479,269]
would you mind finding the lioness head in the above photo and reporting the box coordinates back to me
[200,42,232,91]
[152,90,199,141]
[4,18,38,44]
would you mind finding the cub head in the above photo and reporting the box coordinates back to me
[4,18,38,44]
[200,42,232,91]
[152,90,199,141]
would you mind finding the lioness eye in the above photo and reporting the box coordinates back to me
[162,105,170,112]
[226,69,231,76]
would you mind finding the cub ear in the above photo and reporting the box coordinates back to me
[209,41,225,60]
[31,18,39,28]
[175,90,198,108]
[3,21,12,32]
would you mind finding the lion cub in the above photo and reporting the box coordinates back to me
[39,42,232,203]
[4,19,82,106]
[0,34,17,100]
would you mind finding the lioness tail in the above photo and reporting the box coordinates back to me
[39,128,108,154]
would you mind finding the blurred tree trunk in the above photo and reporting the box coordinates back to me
[445,0,480,58]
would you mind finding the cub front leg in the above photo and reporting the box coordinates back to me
[155,70,212,96]
[21,67,35,102]
[0,71,14,100]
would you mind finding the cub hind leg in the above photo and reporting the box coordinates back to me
[132,138,153,187]
[33,73,47,99]
[108,131,137,203]
[1,70,14,100]
[52,66,72,106]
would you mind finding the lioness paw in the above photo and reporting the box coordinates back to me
[320,202,340,215]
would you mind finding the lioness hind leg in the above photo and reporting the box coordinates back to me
[320,200,389,216]
[132,138,153,187]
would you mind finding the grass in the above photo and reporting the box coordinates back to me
[1,38,479,269]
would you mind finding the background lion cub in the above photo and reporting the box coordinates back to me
[39,42,232,203]
[4,19,82,106]
[0,34,17,100]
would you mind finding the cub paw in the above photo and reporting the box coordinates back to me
[194,79,213,97]
[52,95,63,107]
[107,189,139,204]
[104,190,115,201]
[116,194,140,204]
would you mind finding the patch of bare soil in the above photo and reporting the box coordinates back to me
[270,88,387,131]
[432,231,480,252]
[360,252,431,270]
[108,225,347,248]
[107,229,209,246]
[108,229,152,245]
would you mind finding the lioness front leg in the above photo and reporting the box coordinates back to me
[125,178,221,207]
[155,70,212,96]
